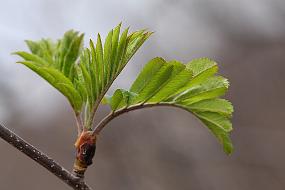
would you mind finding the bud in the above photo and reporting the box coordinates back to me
[73,131,97,177]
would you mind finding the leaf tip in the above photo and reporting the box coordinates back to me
[224,143,234,155]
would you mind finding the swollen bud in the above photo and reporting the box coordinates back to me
[73,131,97,177]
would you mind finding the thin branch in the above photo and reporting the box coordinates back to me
[93,103,188,135]
[0,124,93,190]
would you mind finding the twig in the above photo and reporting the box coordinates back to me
[0,124,93,190]
[93,103,188,135]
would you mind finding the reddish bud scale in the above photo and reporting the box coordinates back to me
[73,131,97,177]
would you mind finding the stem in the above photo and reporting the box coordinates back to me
[75,113,84,135]
[0,124,93,190]
[93,103,187,135]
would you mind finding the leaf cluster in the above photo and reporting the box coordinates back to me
[105,57,233,154]
[15,24,234,154]
[15,24,151,129]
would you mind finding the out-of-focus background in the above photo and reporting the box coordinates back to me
[0,0,284,189]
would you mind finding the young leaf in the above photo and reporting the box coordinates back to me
[133,64,174,104]
[104,57,234,154]
[14,51,51,66]
[78,23,152,122]
[130,57,166,93]
[16,24,152,130]
[193,112,232,132]
[109,89,137,111]
[103,29,113,84]
[25,39,56,64]
[148,61,192,103]
[17,61,82,112]
[185,99,233,117]
[14,30,84,114]
[173,58,219,95]
[199,119,233,154]
[96,33,104,88]
[174,76,229,104]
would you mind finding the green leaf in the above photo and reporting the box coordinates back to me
[133,64,173,104]
[79,24,152,118]
[193,111,232,132]
[174,58,218,95]
[79,55,93,105]
[14,52,51,66]
[110,89,137,111]
[89,39,100,98]
[14,30,84,114]
[15,24,152,130]
[186,99,233,117]
[174,76,229,104]
[106,57,234,154]
[110,23,121,78]
[104,29,113,84]
[186,58,218,77]
[96,33,104,87]
[58,30,84,74]
[123,31,153,65]
[114,27,129,73]
[148,61,192,103]
[17,61,82,112]
[200,119,233,154]
[25,39,56,64]
[130,57,166,93]
[110,89,123,111]
[74,79,87,103]
[62,33,84,77]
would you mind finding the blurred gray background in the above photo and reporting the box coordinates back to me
[0,0,285,189]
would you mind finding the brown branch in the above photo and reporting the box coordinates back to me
[0,124,93,190]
